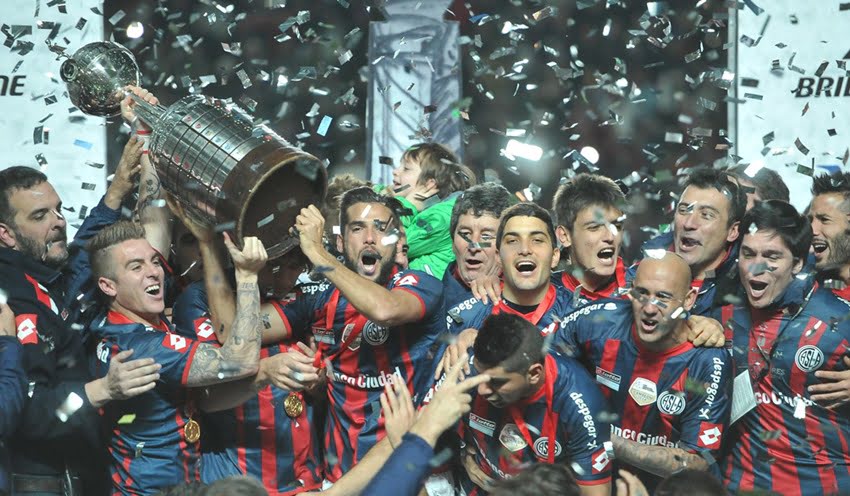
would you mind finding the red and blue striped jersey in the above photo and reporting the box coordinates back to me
[89,310,202,495]
[447,283,574,337]
[551,257,629,308]
[554,298,733,486]
[271,268,445,482]
[718,276,850,495]
[461,354,612,494]
[171,281,323,495]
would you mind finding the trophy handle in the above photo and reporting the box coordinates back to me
[129,94,167,128]
[59,59,77,83]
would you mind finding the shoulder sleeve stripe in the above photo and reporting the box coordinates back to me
[392,287,426,319]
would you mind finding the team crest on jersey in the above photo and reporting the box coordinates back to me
[794,345,824,372]
[628,377,657,406]
[532,437,562,459]
[15,314,38,345]
[341,323,361,351]
[657,391,687,415]
[603,302,617,310]
[362,320,389,346]
[499,424,528,452]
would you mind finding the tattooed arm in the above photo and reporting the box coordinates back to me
[185,237,268,387]
[137,154,172,256]
[611,435,709,478]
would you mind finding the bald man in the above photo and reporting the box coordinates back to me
[553,252,732,490]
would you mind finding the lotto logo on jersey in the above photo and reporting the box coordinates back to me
[15,314,38,345]
[163,333,188,352]
[591,447,610,474]
[193,317,216,341]
[395,274,419,287]
[697,423,723,449]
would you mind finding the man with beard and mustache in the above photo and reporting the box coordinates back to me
[637,167,746,316]
[204,186,446,487]
[0,159,164,493]
[802,172,850,410]
[717,200,850,494]
[1,86,170,495]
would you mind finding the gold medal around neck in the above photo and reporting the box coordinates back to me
[284,393,304,418]
[184,418,201,443]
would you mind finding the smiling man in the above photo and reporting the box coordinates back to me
[552,252,732,490]
[86,221,271,495]
[718,200,850,495]
[551,173,629,305]
[809,172,850,294]
[439,203,574,351]
[638,167,746,315]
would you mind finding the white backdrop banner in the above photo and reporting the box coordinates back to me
[731,2,850,211]
[1,0,107,236]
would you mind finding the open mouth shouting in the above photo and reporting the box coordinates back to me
[514,259,538,278]
[678,235,701,252]
[812,238,829,260]
[359,250,383,277]
[597,247,616,266]
[463,256,485,272]
[144,283,163,300]
[745,278,769,302]
[639,316,659,334]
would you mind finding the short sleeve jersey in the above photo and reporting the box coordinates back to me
[89,310,202,494]
[270,268,445,482]
[553,299,733,486]
[461,353,612,495]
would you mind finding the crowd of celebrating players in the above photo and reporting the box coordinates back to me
[2,87,850,496]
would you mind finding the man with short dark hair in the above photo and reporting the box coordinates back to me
[204,186,446,486]
[461,313,612,495]
[1,111,166,494]
[727,164,790,210]
[638,167,745,315]
[435,203,574,380]
[551,173,629,305]
[87,221,275,495]
[809,172,850,293]
[553,252,732,489]
[719,200,850,494]
[445,183,513,306]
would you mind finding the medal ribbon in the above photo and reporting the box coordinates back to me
[507,355,558,464]
[498,284,557,325]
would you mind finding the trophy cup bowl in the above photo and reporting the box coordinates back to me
[134,94,327,260]
[60,41,140,117]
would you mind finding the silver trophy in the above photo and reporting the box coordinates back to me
[132,95,327,259]
[60,41,140,117]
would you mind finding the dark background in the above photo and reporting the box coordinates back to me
[104,0,731,261]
